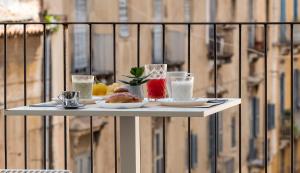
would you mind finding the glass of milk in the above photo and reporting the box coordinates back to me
[170,75,194,101]
[166,71,187,97]
[72,75,94,99]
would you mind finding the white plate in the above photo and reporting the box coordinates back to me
[158,98,208,107]
[95,100,148,109]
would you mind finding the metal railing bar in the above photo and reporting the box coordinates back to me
[3,23,8,169]
[213,23,218,173]
[238,24,242,173]
[42,23,47,169]
[290,23,294,173]
[136,24,141,171]
[89,23,94,173]
[3,21,300,25]
[137,24,140,67]
[162,23,166,173]
[112,24,118,173]
[187,24,191,173]
[23,24,28,169]
[63,24,68,170]
[263,23,268,173]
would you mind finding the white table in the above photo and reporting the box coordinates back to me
[5,98,241,173]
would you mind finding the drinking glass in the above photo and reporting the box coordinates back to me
[145,64,167,100]
[166,71,187,97]
[170,75,194,100]
[72,75,94,99]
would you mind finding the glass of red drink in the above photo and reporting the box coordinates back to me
[145,64,167,100]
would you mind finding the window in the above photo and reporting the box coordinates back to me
[251,97,260,138]
[267,103,275,130]
[73,0,88,73]
[184,0,191,22]
[248,0,255,48]
[152,0,163,63]
[208,116,216,173]
[267,139,271,162]
[75,153,91,173]
[154,128,164,173]
[280,0,286,42]
[92,34,114,74]
[248,138,257,160]
[187,132,198,170]
[294,0,298,21]
[165,31,185,66]
[231,116,236,147]
[280,73,285,116]
[294,70,300,111]
[119,0,129,38]
[218,113,223,153]
[225,158,234,173]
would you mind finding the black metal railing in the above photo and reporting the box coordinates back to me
[1,21,297,173]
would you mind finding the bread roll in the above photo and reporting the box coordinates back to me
[105,92,142,103]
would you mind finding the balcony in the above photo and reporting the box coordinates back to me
[0,21,300,173]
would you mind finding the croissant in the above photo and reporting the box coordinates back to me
[105,92,142,103]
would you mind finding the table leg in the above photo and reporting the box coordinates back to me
[120,116,140,173]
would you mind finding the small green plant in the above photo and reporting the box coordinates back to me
[119,67,150,86]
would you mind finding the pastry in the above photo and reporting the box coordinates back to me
[113,87,129,93]
[105,92,142,103]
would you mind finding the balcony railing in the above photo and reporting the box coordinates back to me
[0,21,298,173]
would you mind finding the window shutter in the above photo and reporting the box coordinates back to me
[251,97,260,138]
[267,104,275,130]
[280,0,286,42]
[294,0,298,21]
[225,158,234,173]
[294,70,299,111]
[152,28,163,63]
[280,73,285,116]
[165,31,185,65]
[184,0,191,22]
[191,134,198,169]
[73,0,88,72]
[298,70,300,110]
[208,117,216,173]
[92,34,114,74]
[248,0,255,48]
[119,0,129,38]
[75,154,91,173]
[249,138,257,160]
[217,113,223,153]
[208,117,215,159]
[231,117,236,147]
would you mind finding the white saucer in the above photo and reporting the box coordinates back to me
[158,98,208,107]
[56,104,85,109]
[95,100,148,109]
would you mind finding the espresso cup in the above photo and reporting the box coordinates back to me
[58,91,80,107]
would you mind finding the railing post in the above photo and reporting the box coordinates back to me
[23,24,28,169]
[63,23,68,170]
[238,24,242,173]
[264,23,268,173]
[290,23,294,173]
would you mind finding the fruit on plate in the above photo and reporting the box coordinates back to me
[92,83,108,96]
[105,92,142,103]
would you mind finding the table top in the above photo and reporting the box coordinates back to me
[5,98,241,117]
